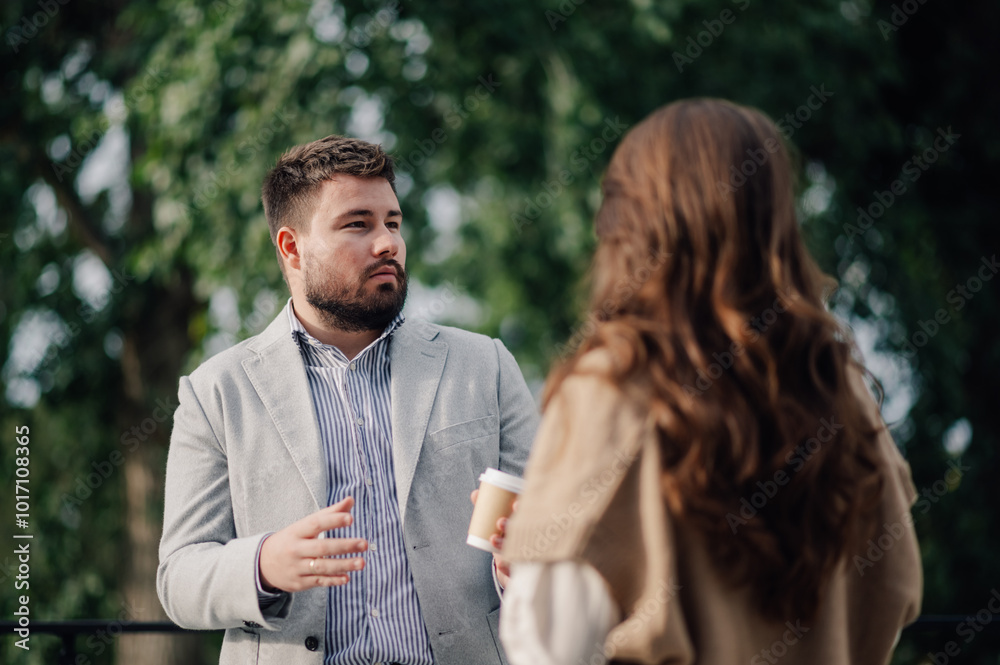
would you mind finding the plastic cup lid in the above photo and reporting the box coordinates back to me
[478,467,524,494]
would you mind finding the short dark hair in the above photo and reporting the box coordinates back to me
[261,135,396,254]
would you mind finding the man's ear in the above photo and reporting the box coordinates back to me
[276,226,303,272]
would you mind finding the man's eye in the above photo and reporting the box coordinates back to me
[387,221,400,229]
[346,221,365,228]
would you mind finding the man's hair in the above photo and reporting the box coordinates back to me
[261,135,396,261]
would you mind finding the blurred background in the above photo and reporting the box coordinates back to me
[1,0,997,663]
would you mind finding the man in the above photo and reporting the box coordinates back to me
[157,135,538,665]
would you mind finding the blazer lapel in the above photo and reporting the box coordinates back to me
[389,320,448,525]
[242,308,326,511]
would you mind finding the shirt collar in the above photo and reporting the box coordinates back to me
[285,299,404,364]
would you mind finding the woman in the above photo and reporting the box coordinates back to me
[499,99,922,665]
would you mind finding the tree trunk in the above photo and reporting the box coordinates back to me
[115,274,206,665]
[117,443,200,664]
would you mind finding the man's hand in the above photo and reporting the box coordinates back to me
[259,496,367,593]
[470,489,515,589]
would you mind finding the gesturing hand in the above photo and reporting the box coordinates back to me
[470,489,516,589]
[259,496,367,593]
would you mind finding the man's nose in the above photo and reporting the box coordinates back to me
[371,224,398,257]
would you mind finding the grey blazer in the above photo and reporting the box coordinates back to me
[156,308,539,665]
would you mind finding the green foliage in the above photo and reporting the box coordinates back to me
[2,0,998,662]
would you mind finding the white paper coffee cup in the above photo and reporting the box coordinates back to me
[467,468,524,553]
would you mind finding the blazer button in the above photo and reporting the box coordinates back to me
[304,635,319,651]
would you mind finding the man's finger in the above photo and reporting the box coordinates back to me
[470,489,479,504]
[298,511,353,538]
[296,498,356,537]
[318,575,350,587]
[306,556,366,577]
[316,496,354,514]
[305,537,368,559]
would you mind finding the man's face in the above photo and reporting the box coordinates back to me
[297,174,407,332]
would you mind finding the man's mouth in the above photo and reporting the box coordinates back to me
[368,264,400,281]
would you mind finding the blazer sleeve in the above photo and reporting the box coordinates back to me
[493,339,539,478]
[156,375,292,630]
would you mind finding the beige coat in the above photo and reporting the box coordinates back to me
[503,352,922,665]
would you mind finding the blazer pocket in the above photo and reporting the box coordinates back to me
[428,414,498,451]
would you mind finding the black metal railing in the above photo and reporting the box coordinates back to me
[1,616,996,663]
[1,620,198,665]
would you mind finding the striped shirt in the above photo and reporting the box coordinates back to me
[288,304,435,665]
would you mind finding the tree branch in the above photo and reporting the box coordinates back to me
[21,138,115,267]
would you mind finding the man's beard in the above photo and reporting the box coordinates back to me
[304,258,408,333]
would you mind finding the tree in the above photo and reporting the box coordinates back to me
[2,0,996,662]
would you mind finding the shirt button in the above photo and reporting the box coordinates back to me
[370,542,377,552]
[371,608,380,618]
[304,635,319,651]
[349,362,357,371]
[356,417,364,426]
[365,477,373,486]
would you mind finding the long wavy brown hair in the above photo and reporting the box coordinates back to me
[546,99,885,622]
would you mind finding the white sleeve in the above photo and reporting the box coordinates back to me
[500,560,620,665]
[492,557,506,599]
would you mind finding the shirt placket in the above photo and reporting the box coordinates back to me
[367,391,396,660]
[322,352,363,515]
[342,356,382,647]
